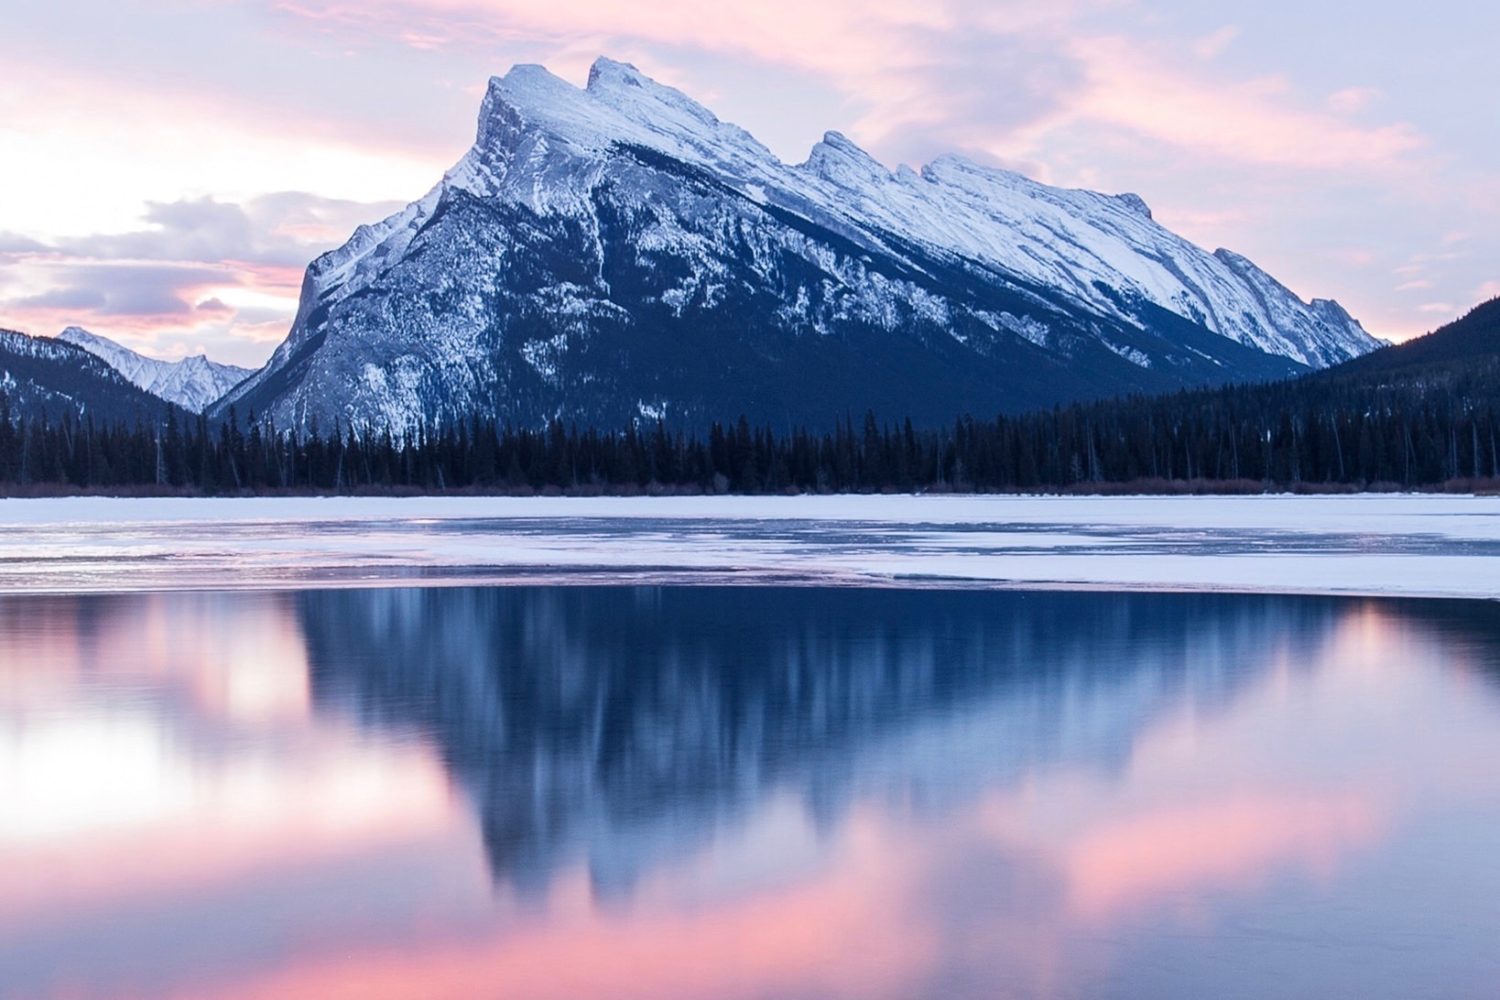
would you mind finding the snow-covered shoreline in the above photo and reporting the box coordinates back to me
[0,493,1496,599]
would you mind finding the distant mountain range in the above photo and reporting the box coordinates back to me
[201,57,1379,434]
[56,327,251,413]
[0,328,185,424]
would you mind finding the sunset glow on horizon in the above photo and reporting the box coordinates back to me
[2,1,1497,366]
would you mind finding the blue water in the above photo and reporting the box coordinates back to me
[1,587,1498,999]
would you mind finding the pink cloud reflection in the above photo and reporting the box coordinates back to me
[173,810,940,1000]
[1061,793,1384,922]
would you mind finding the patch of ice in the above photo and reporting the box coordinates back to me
[0,495,1495,601]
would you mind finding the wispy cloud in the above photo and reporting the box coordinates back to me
[1053,38,1423,171]
[1325,87,1381,115]
[13,262,235,317]
[0,192,400,364]
[1191,25,1240,61]
[271,0,1427,176]
[3,0,1496,351]
[48,193,406,268]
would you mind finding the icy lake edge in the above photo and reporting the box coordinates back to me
[0,493,1496,601]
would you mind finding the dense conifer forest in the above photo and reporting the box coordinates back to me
[2,299,1497,496]
[1,386,1494,495]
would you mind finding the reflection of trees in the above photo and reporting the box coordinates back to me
[1388,598,1500,682]
[298,587,1344,894]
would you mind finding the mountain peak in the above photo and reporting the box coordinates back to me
[216,56,1381,433]
[585,57,647,93]
[478,64,572,144]
[1113,192,1152,219]
[584,57,714,122]
[54,327,251,413]
[488,62,574,108]
[0,329,182,424]
[472,55,780,193]
[805,130,891,187]
[58,325,99,345]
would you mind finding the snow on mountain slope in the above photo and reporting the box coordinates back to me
[58,328,251,413]
[218,58,1380,435]
[0,328,184,423]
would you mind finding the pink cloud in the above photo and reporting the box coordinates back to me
[274,1,1425,176]
[171,810,939,1000]
[1,251,302,348]
[1060,38,1423,171]
[1191,25,1240,61]
[8,0,1477,362]
[1326,86,1381,115]
[0,190,386,363]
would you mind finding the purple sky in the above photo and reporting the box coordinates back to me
[2,0,1496,365]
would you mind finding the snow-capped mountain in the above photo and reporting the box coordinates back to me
[0,328,184,423]
[216,57,1380,434]
[57,328,251,414]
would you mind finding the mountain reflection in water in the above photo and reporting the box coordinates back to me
[2,587,1498,1000]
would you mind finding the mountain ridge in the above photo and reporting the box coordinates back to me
[0,328,186,425]
[56,327,252,414]
[213,57,1380,434]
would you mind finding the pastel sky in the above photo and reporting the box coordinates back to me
[2,0,1496,365]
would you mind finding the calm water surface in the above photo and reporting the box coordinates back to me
[2,587,1499,999]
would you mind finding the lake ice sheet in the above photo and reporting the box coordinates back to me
[0,494,1496,599]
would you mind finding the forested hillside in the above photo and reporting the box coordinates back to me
[1,301,1495,495]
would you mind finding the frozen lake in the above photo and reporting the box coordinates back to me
[5,498,1500,997]
[0,494,1496,599]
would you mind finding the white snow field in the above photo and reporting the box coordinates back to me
[0,494,1495,598]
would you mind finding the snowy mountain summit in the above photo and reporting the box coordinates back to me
[58,328,251,414]
[217,57,1380,433]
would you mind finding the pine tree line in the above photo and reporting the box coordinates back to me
[3,369,1498,494]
